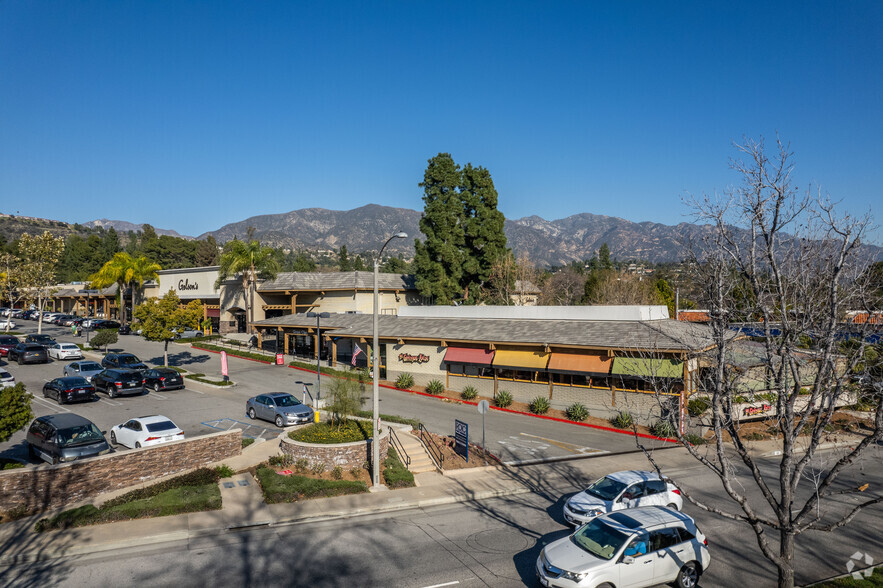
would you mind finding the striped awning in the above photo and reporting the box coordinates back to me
[492,349,550,370]
[548,353,612,374]
[443,347,495,365]
[611,358,683,379]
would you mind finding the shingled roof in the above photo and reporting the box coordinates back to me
[252,312,721,353]
[258,271,416,292]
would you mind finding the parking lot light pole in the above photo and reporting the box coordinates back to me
[373,231,407,489]
[306,312,330,406]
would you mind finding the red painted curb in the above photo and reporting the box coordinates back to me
[192,345,677,444]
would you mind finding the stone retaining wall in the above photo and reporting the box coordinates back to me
[280,428,389,470]
[0,430,241,516]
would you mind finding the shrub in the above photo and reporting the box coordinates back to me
[350,467,362,479]
[241,437,255,449]
[495,390,513,408]
[310,462,326,475]
[215,465,235,478]
[383,447,415,488]
[268,454,291,468]
[684,433,707,446]
[289,420,372,444]
[256,467,367,503]
[529,396,550,415]
[565,403,589,422]
[610,411,634,429]
[651,420,677,438]
[395,373,415,389]
[294,458,309,473]
[461,386,478,400]
[426,379,445,395]
[330,466,343,480]
[687,397,710,417]
[101,468,220,508]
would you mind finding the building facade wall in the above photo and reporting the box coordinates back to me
[386,343,446,386]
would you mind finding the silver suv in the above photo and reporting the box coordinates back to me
[537,506,710,588]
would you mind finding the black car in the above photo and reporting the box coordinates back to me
[9,343,49,364]
[92,369,146,398]
[91,320,121,330]
[101,353,148,371]
[43,377,96,404]
[118,324,131,335]
[141,367,185,392]
[25,334,57,349]
[26,413,111,464]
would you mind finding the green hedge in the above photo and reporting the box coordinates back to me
[288,420,373,444]
[383,446,415,488]
[256,466,367,503]
[353,410,421,430]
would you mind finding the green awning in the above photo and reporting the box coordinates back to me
[611,358,683,379]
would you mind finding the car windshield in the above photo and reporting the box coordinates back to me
[119,355,141,365]
[57,424,104,447]
[31,335,51,342]
[59,377,89,387]
[585,476,629,501]
[78,362,102,371]
[571,519,630,560]
[274,395,301,407]
[0,336,17,344]
[146,421,178,433]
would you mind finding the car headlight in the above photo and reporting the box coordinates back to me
[561,570,588,582]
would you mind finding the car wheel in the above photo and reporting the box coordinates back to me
[275,415,284,428]
[248,407,256,419]
[17,356,22,365]
[667,503,679,510]
[135,442,141,448]
[154,383,161,393]
[110,431,117,445]
[675,562,701,588]
[109,386,117,399]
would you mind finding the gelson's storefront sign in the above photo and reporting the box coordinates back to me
[743,403,772,417]
[178,279,199,291]
[399,352,430,364]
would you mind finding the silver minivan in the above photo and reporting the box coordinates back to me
[26,414,112,464]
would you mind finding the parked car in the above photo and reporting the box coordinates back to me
[175,329,203,339]
[0,318,16,330]
[246,392,314,428]
[58,316,79,326]
[110,415,185,449]
[141,367,185,392]
[0,334,20,357]
[563,470,683,526]
[92,368,146,398]
[101,353,148,371]
[9,342,49,365]
[537,506,710,588]
[0,369,15,388]
[118,324,132,335]
[25,334,57,349]
[63,360,105,382]
[21,310,39,320]
[26,413,112,465]
[91,320,121,330]
[42,312,61,323]
[42,376,96,404]
[8,309,23,318]
[48,342,85,360]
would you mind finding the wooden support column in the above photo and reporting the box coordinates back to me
[314,333,319,362]
[257,332,263,347]
[284,331,290,354]
[290,292,297,314]
[330,339,337,368]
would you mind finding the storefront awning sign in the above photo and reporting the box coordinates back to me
[548,352,612,374]
[443,347,495,365]
[611,357,683,379]
[491,349,550,370]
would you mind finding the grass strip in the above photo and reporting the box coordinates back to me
[184,373,233,386]
[811,566,882,587]
[353,410,421,430]
[383,446,415,489]
[256,466,366,503]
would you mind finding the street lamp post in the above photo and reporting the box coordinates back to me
[372,231,407,489]
[307,311,330,406]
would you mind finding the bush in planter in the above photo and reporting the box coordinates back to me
[395,373,415,389]
[651,419,677,438]
[609,411,634,429]
[426,379,445,395]
[495,390,513,408]
[687,397,710,417]
[461,386,478,400]
[565,403,589,422]
[529,396,550,414]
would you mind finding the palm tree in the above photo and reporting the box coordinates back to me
[127,256,162,321]
[90,252,133,324]
[215,238,279,332]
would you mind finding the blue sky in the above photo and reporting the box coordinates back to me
[1,1,881,240]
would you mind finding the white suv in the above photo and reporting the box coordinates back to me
[537,506,710,588]
[563,470,683,526]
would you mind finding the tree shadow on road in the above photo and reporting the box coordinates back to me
[150,351,210,368]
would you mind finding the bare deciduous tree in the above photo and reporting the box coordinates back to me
[538,266,585,306]
[636,137,881,588]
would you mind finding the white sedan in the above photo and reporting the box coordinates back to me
[48,342,84,360]
[0,319,15,329]
[0,369,15,388]
[109,415,185,449]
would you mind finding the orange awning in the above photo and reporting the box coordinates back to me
[548,353,612,374]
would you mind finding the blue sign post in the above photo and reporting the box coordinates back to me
[454,419,469,462]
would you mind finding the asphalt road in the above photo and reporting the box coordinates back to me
[1,321,654,465]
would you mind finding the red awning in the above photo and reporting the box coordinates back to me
[205,308,220,317]
[443,347,495,365]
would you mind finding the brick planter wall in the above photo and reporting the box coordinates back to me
[0,430,241,517]
[280,428,389,470]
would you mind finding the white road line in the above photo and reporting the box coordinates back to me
[152,392,168,400]
[421,582,460,588]
[99,398,122,406]
[32,396,70,412]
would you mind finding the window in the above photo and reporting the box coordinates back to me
[448,363,465,375]
[623,483,645,499]
[676,527,696,543]
[650,528,683,551]
[645,480,667,495]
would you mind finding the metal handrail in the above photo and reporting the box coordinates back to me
[418,423,444,470]
[388,428,411,469]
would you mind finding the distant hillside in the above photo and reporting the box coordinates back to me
[0,213,80,242]
[84,219,191,239]
[199,204,732,266]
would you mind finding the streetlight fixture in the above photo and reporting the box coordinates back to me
[295,380,314,408]
[372,231,407,489]
[306,311,330,406]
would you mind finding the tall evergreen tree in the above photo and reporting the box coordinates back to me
[338,246,351,272]
[460,163,508,303]
[598,243,612,270]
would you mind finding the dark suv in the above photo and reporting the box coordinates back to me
[141,367,185,392]
[26,413,112,464]
[101,353,148,371]
[92,369,146,398]
[9,343,49,364]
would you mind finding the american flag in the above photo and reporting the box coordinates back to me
[351,344,363,366]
